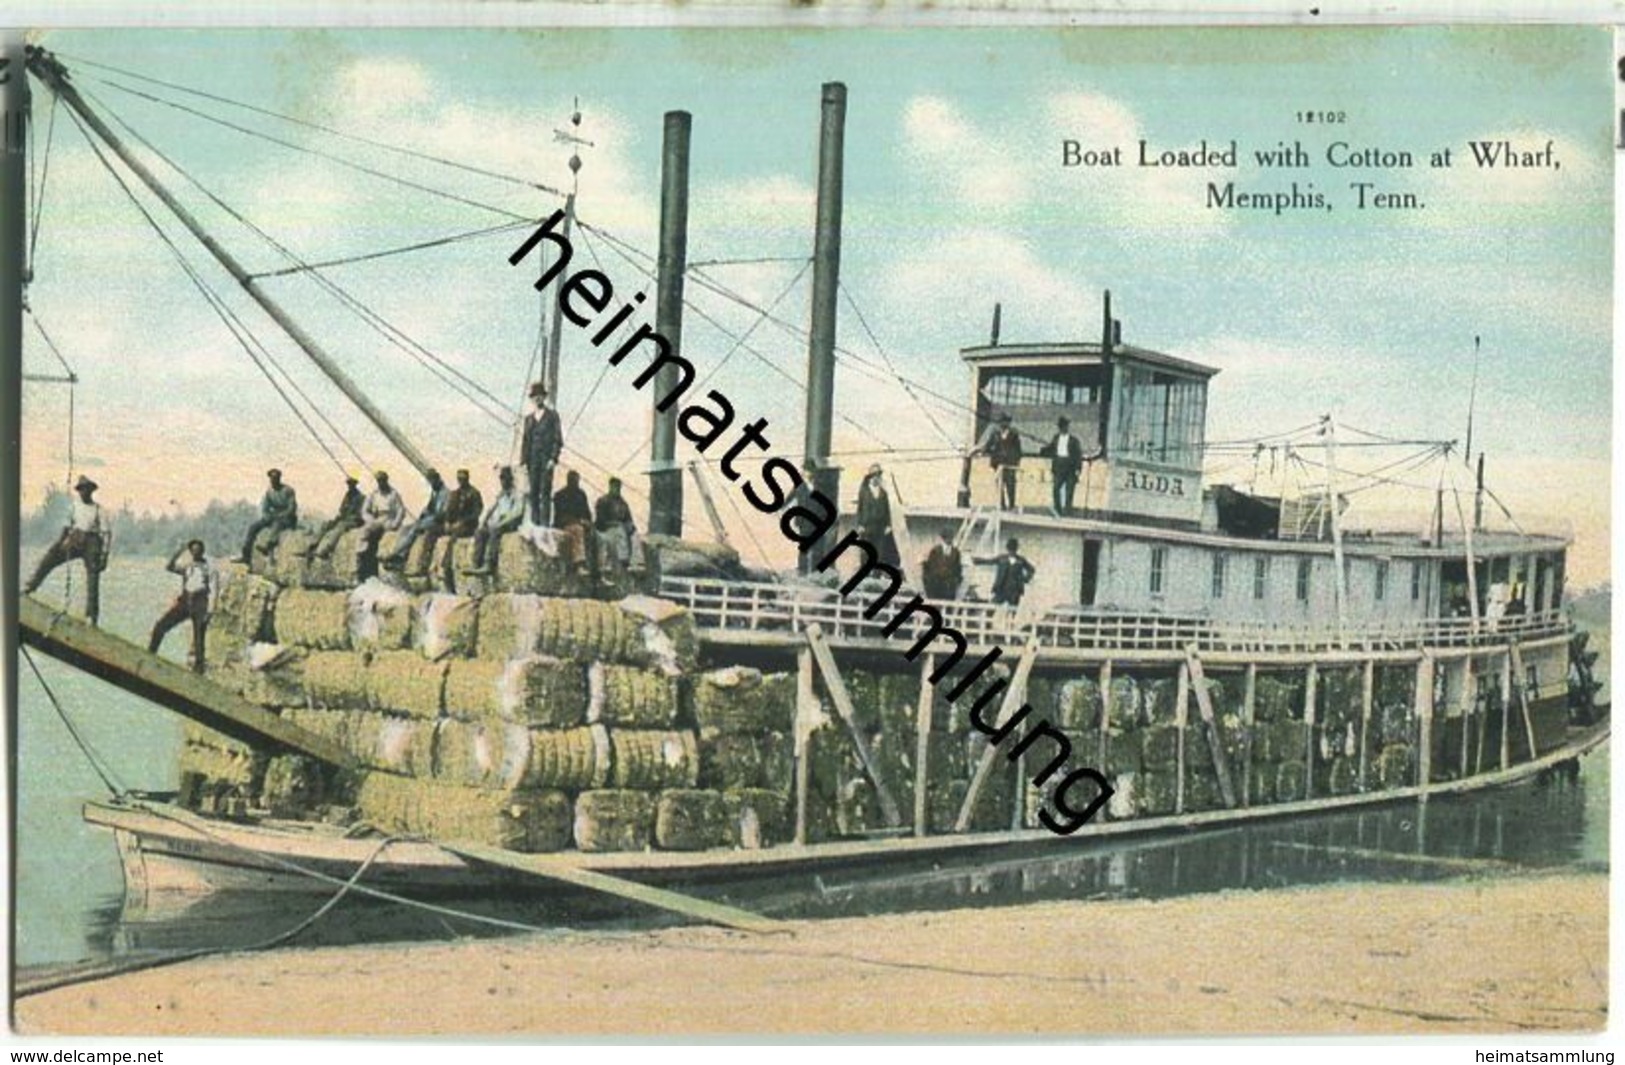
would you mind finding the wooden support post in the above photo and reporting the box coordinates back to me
[913,653,934,837]
[1499,649,1512,770]
[1242,663,1257,807]
[1357,659,1374,792]
[1303,662,1319,798]
[1458,658,1476,780]
[1510,642,1538,761]
[1184,646,1236,808]
[1174,661,1190,815]
[955,634,1041,833]
[794,647,815,845]
[805,624,902,826]
[1415,653,1435,796]
[1097,659,1114,772]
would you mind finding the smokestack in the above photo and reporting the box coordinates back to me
[648,110,691,538]
[803,82,846,545]
[990,302,1002,346]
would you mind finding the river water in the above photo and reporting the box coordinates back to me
[12,557,1611,974]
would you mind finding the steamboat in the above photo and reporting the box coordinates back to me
[8,48,1608,937]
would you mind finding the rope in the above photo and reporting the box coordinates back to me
[247,218,536,279]
[87,86,514,433]
[64,104,352,473]
[58,52,566,197]
[90,75,534,221]
[563,224,625,436]
[693,258,811,393]
[29,90,58,267]
[131,801,550,933]
[839,281,959,451]
[687,255,810,269]
[21,646,124,797]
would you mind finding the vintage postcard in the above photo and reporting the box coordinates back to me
[6,19,1613,1040]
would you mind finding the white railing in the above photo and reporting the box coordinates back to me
[658,575,1567,655]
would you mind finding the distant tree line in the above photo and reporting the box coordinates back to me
[20,483,334,558]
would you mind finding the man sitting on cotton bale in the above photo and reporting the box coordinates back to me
[469,466,525,575]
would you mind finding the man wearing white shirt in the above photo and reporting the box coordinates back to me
[470,466,525,574]
[149,539,218,673]
[1041,416,1085,516]
[24,475,109,625]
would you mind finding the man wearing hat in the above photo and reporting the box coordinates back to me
[973,413,1023,510]
[23,474,109,625]
[855,463,899,567]
[520,382,563,526]
[437,469,485,588]
[307,473,366,560]
[593,477,637,569]
[149,538,217,673]
[238,467,298,563]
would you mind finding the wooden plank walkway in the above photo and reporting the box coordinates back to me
[20,595,357,770]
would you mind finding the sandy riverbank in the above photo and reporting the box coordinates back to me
[15,871,1607,1037]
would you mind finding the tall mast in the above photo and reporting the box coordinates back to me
[3,35,29,957]
[648,110,690,538]
[803,82,846,541]
[29,53,434,477]
[543,102,591,402]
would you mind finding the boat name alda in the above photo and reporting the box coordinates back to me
[1122,470,1187,497]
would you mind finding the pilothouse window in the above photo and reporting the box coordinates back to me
[1111,365,1207,469]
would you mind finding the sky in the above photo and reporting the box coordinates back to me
[17,25,1613,581]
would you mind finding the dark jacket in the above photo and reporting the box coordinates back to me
[990,551,1035,605]
[520,406,563,470]
[922,542,963,599]
[553,484,592,527]
[335,485,365,522]
[595,492,634,532]
[987,427,1023,469]
[855,480,891,537]
[444,484,485,536]
[1041,431,1084,479]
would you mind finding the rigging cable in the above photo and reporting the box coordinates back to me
[64,105,354,473]
[839,280,959,452]
[86,85,517,430]
[693,257,812,393]
[21,645,125,798]
[28,89,58,268]
[247,218,537,279]
[57,51,566,196]
[88,74,539,222]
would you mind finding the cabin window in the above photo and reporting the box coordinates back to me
[1211,554,1227,599]
[1111,365,1207,469]
[1253,557,1269,600]
[1411,561,1423,601]
[1295,558,1312,602]
[1149,546,1167,596]
[1374,561,1389,602]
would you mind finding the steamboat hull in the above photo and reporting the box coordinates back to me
[90,711,1608,918]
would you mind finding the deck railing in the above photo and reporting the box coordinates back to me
[657,575,1567,655]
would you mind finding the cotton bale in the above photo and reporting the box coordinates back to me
[573,789,655,852]
[610,729,699,790]
[653,789,732,851]
[692,667,796,734]
[588,662,679,727]
[348,579,414,652]
[521,724,611,790]
[260,754,328,819]
[619,594,699,674]
[365,650,447,719]
[722,788,791,849]
[1057,676,1102,731]
[238,645,308,708]
[271,589,352,650]
[414,593,480,661]
[356,773,572,852]
[1274,760,1307,803]
[302,650,371,710]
